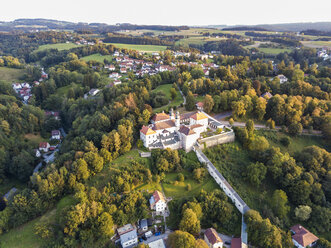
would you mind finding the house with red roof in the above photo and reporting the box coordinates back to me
[149,190,167,214]
[291,225,318,248]
[204,228,223,248]
[39,142,50,152]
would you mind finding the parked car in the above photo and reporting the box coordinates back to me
[144,231,153,239]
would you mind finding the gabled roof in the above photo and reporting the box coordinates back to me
[151,112,170,122]
[179,126,195,136]
[205,228,223,245]
[291,225,318,247]
[51,130,60,136]
[39,142,49,148]
[196,101,204,107]
[231,238,242,248]
[190,111,208,121]
[140,125,156,135]
[152,120,176,130]
[152,190,166,204]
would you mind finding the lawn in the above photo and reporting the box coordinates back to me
[36,42,83,52]
[0,67,26,83]
[162,171,218,200]
[0,195,76,248]
[24,132,45,145]
[152,84,184,112]
[258,47,292,54]
[106,43,167,53]
[81,53,113,63]
[55,83,83,96]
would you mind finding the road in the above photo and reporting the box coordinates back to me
[142,230,171,245]
[177,85,186,105]
[212,112,322,135]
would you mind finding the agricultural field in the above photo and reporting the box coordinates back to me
[152,84,184,112]
[80,53,113,63]
[36,42,83,52]
[301,40,331,49]
[0,196,76,248]
[175,36,225,46]
[258,47,293,54]
[107,43,167,53]
[0,67,26,83]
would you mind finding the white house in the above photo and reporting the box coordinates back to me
[114,80,122,85]
[109,72,119,79]
[276,74,288,84]
[150,190,167,214]
[290,225,318,248]
[120,67,127,74]
[51,130,61,140]
[204,228,223,248]
[39,142,50,152]
[117,224,138,248]
[196,101,204,111]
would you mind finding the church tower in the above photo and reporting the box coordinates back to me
[175,111,180,127]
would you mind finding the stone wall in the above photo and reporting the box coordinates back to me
[198,131,235,149]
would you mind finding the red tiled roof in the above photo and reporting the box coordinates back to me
[152,120,176,130]
[151,112,169,122]
[140,125,156,135]
[205,228,223,245]
[231,238,242,248]
[179,126,195,135]
[153,190,165,203]
[291,225,319,247]
[39,142,49,148]
[196,101,204,107]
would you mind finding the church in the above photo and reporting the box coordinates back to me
[140,109,210,152]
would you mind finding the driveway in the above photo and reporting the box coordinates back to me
[219,233,232,248]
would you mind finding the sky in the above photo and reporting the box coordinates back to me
[2,0,331,26]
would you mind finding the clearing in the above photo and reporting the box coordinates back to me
[81,53,113,63]
[0,195,76,248]
[152,84,184,112]
[107,43,167,53]
[0,67,26,83]
[302,41,331,49]
[36,43,83,52]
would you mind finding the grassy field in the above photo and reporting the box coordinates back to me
[152,84,184,112]
[0,67,26,83]
[301,41,331,49]
[24,132,46,146]
[256,130,330,153]
[36,42,83,52]
[81,53,113,63]
[55,83,83,96]
[258,47,292,54]
[162,171,218,199]
[175,36,225,46]
[107,43,167,53]
[0,195,76,248]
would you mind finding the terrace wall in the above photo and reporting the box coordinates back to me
[198,131,235,149]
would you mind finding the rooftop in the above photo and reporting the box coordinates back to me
[291,225,319,247]
[205,228,223,245]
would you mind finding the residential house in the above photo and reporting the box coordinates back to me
[150,190,167,214]
[139,219,148,232]
[231,238,247,248]
[204,228,223,248]
[39,142,50,152]
[45,111,60,120]
[261,92,273,99]
[109,72,119,79]
[276,74,288,84]
[114,80,122,85]
[148,238,166,248]
[120,67,127,74]
[290,225,319,248]
[196,101,204,111]
[117,224,138,248]
[51,130,61,140]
